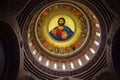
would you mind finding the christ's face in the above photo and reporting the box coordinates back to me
[58,18,65,26]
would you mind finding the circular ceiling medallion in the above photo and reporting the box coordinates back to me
[26,1,102,72]
[34,3,90,57]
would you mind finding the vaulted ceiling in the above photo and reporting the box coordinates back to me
[0,0,120,80]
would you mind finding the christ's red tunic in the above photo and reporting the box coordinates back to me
[55,28,63,36]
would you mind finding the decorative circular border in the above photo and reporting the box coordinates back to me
[22,0,107,76]
[34,2,91,57]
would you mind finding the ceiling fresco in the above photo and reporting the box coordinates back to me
[34,3,90,57]
[27,1,101,72]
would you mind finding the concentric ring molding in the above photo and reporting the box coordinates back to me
[22,0,107,76]
[27,1,101,71]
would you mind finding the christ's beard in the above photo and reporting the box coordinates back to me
[59,23,64,26]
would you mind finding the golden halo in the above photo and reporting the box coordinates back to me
[48,15,75,32]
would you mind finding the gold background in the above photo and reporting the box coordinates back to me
[37,6,83,48]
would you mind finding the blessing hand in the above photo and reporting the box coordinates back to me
[62,31,68,40]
